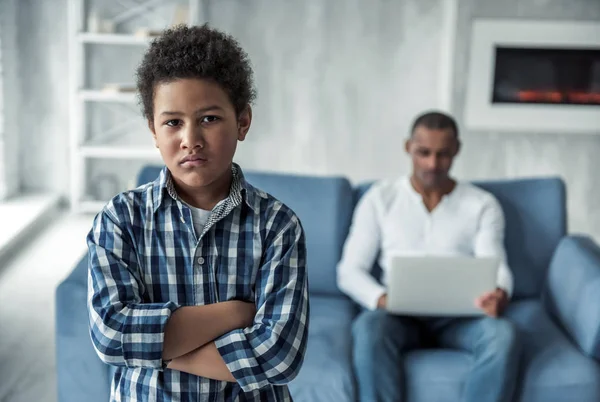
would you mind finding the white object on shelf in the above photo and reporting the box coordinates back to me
[102,82,137,93]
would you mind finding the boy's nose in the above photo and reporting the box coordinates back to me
[181,126,204,149]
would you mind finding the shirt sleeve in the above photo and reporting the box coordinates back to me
[87,206,179,369]
[473,196,514,298]
[214,215,309,393]
[336,188,386,310]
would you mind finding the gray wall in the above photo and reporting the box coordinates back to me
[450,0,600,240]
[208,0,445,183]
[7,0,600,240]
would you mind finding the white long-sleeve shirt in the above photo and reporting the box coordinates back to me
[337,177,514,310]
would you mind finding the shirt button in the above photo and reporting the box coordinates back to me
[197,257,205,265]
[180,216,185,223]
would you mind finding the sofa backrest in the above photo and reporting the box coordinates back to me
[355,177,567,299]
[244,172,354,297]
[136,166,355,297]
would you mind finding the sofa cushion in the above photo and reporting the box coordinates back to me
[474,178,566,299]
[56,256,111,402]
[402,299,600,402]
[244,172,354,297]
[543,235,600,360]
[289,295,357,402]
[504,299,600,402]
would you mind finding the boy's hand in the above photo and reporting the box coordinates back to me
[230,300,256,328]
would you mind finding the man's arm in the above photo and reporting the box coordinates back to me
[473,196,513,316]
[88,208,254,369]
[473,196,514,297]
[171,214,309,391]
[337,188,385,310]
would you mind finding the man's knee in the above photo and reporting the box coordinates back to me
[352,309,388,344]
[477,318,521,356]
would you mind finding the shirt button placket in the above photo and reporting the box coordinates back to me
[425,218,433,251]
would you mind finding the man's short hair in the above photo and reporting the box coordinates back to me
[410,111,459,138]
[136,24,256,120]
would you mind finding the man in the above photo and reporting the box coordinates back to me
[337,111,521,402]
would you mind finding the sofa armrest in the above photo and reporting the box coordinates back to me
[543,235,600,361]
[56,259,111,402]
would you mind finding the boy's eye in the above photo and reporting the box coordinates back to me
[165,119,182,127]
[201,116,220,124]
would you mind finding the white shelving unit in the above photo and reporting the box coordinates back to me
[68,0,201,213]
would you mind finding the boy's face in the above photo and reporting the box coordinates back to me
[149,78,251,197]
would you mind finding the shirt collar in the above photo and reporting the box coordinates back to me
[401,175,461,204]
[152,163,257,213]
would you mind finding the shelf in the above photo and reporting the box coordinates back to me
[80,90,138,103]
[78,32,152,45]
[80,144,160,159]
[80,133,160,159]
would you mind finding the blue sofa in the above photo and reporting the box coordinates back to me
[56,167,600,401]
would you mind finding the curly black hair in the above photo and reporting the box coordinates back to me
[136,24,256,120]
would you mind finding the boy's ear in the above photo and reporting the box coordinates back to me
[237,105,252,141]
[148,119,158,148]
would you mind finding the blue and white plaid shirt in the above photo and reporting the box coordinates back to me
[87,164,309,401]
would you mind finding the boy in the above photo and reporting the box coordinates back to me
[87,25,309,401]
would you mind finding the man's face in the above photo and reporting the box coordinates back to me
[405,125,459,189]
[149,78,251,194]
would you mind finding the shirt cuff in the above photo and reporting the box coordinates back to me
[496,263,514,299]
[366,287,387,311]
[121,301,179,369]
[215,329,270,392]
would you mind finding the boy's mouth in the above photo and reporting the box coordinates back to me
[180,154,207,167]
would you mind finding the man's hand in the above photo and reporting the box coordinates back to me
[377,294,388,309]
[475,288,508,317]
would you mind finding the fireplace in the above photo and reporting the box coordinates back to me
[492,47,600,106]
[464,20,600,133]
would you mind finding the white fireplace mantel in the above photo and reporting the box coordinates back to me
[464,19,600,134]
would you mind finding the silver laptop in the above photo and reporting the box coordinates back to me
[386,256,499,316]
